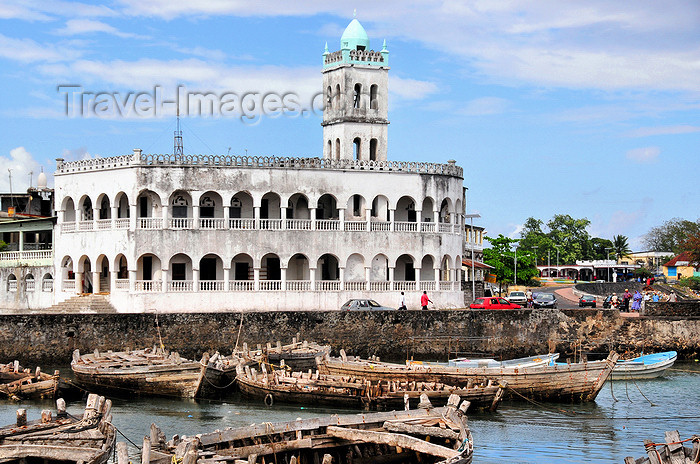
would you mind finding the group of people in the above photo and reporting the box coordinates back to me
[398,291,433,310]
[608,288,676,312]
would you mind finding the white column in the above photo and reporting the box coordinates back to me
[92,207,99,229]
[253,267,260,291]
[128,269,136,293]
[110,267,117,292]
[339,208,345,230]
[389,209,395,231]
[18,230,24,251]
[339,267,345,291]
[280,206,287,230]
[92,271,100,293]
[192,205,200,230]
[129,204,137,231]
[111,206,118,229]
[224,266,230,292]
[193,268,200,292]
[310,267,317,291]
[224,205,230,228]
[254,206,261,229]
[433,209,440,226]
[162,204,170,229]
[75,271,83,295]
[310,208,317,230]
[281,267,287,291]
[365,208,371,231]
[389,267,395,290]
[434,266,440,289]
[365,266,371,291]
[161,268,168,293]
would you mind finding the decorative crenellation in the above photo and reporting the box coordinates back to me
[56,153,463,178]
[324,49,386,66]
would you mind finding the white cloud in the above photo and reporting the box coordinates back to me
[389,76,439,100]
[626,125,700,137]
[626,146,660,163]
[508,224,524,239]
[0,33,79,63]
[459,97,510,116]
[0,147,44,192]
[60,147,93,161]
[54,19,138,38]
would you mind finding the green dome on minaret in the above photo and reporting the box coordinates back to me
[340,18,370,50]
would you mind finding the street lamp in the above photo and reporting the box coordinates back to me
[548,249,551,279]
[554,245,561,279]
[532,245,539,279]
[514,244,519,286]
[605,247,612,282]
[465,213,481,301]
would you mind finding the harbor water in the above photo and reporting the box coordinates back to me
[1,362,698,464]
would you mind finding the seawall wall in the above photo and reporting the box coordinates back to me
[2,308,699,365]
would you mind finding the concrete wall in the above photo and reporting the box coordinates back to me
[1,308,698,365]
[0,265,54,310]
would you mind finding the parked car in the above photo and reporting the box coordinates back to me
[602,295,614,309]
[341,299,394,311]
[579,295,597,308]
[533,293,557,309]
[506,291,528,306]
[470,297,521,310]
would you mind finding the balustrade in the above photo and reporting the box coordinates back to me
[420,222,436,233]
[42,279,53,292]
[61,222,76,233]
[63,280,76,291]
[344,281,366,292]
[114,279,129,290]
[285,219,311,230]
[78,221,94,231]
[439,281,454,291]
[96,219,112,230]
[8,280,17,292]
[420,281,436,291]
[200,280,225,291]
[344,221,367,231]
[138,217,163,229]
[394,221,418,232]
[135,280,162,292]
[316,219,340,231]
[370,221,390,231]
[199,218,226,229]
[370,281,391,291]
[169,218,194,229]
[114,218,130,229]
[229,280,254,291]
[260,219,283,230]
[286,280,311,291]
[438,223,454,233]
[393,281,416,291]
[25,279,35,292]
[259,280,282,291]
[316,280,340,291]
[229,218,255,229]
[168,280,193,292]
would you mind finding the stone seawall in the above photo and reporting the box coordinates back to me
[1,309,699,365]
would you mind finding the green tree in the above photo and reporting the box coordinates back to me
[612,235,632,260]
[484,235,539,294]
[590,237,614,260]
[642,218,700,254]
[0,240,7,252]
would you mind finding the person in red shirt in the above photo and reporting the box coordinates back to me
[420,291,433,310]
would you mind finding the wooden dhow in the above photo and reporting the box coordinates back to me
[318,350,619,402]
[0,394,116,464]
[235,363,505,412]
[624,430,699,464]
[146,394,473,464]
[71,347,206,399]
[0,366,59,400]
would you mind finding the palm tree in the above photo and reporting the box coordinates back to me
[612,235,632,260]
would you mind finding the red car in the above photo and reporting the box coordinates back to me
[470,297,521,310]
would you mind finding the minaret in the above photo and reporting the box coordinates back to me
[174,109,183,157]
[322,18,389,161]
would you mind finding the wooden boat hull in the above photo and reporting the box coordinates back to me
[610,351,677,380]
[318,352,619,403]
[267,344,332,370]
[72,367,203,398]
[0,374,58,400]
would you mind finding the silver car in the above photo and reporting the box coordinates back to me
[507,291,528,306]
[341,299,394,311]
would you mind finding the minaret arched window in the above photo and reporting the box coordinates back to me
[335,138,341,159]
[353,137,361,160]
[370,85,378,110]
[335,84,340,108]
[353,83,362,109]
[327,86,332,109]
[369,138,377,161]
[327,140,332,158]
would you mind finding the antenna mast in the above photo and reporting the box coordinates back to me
[174,108,184,157]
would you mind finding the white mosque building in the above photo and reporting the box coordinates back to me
[7,19,467,312]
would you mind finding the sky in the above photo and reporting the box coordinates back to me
[0,1,699,249]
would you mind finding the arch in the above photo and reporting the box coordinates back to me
[96,193,111,219]
[353,137,361,160]
[96,254,110,292]
[42,273,53,292]
[135,190,162,219]
[287,253,310,280]
[199,191,224,218]
[316,194,338,220]
[61,256,74,284]
[370,254,389,281]
[455,199,463,223]
[370,84,378,110]
[327,139,332,158]
[24,273,35,292]
[335,138,340,159]
[326,85,332,110]
[439,198,453,223]
[62,197,76,222]
[230,191,254,220]
[114,192,130,218]
[199,253,223,289]
[7,273,17,292]
[287,193,310,219]
[346,194,366,219]
[317,253,339,281]
[395,254,416,281]
[78,195,93,221]
[353,83,362,109]
[169,253,193,287]
[395,196,417,222]
[345,253,365,281]
[421,197,434,223]
[261,192,282,219]
[137,253,162,281]
[369,138,377,161]
[335,84,341,109]
[77,255,93,293]
[261,253,282,281]
[231,253,254,282]
[454,255,462,279]
[371,195,389,221]
[114,254,128,279]
[440,255,452,281]
[421,255,436,281]
[169,190,192,218]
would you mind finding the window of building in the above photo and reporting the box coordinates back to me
[353,83,361,108]
[353,138,361,160]
[235,262,250,280]
[369,138,377,161]
[370,85,378,109]
[172,263,186,281]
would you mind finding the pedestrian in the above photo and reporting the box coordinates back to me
[526,289,533,308]
[398,291,407,310]
[420,291,433,310]
[642,291,650,313]
[611,293,619,309]
[622,289,631,311]
[652,292,660,302]
[668,291,677,302]
[631,290,642,312]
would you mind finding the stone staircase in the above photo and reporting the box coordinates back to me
[47,294,118,314]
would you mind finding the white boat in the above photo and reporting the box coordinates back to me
[610,351,677,380]
[446,353,560,368]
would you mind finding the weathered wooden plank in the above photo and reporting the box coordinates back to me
[664,430,685,464]
[381,421,458,440]
[325,426,456,460]
[0,444,106,461]
[214,438,313,458]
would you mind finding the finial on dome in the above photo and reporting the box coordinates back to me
[323,42,329,54]
[353,9,357,18]
[382,39,387,51]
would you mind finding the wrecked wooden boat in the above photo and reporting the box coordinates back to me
[624,430,699,464]
[0,361,32,383]
[71,346,206,399]
[447,352,559,368]
[146,394,473,464]
[318,350,619,403]
[0,393,116,464]
[0,366,59,400]
[611,351,677,380]
[236,363,504,412]
[264,339,331,370]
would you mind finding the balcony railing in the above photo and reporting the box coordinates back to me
[286,219,311,230]
[78,221,94,231]
[439,281,454,291]
[8,280,17,292]
[138,217,163,229]
[260,219,283,230]
[168,280,193,292]
[344,281,366,291]
[200,280,225,291]
[370,221,390,231]
[200,218,226,229]
[393,281,416,291]
[42,279,53,292]
[316,219,340,231]
[25,279,35,292]
[135,280,162,292]
[169,218,194,229]
[344,221,366,231]
[259,280,282,291]
[229,280,254,291]
[115,279,129,290]
[370,281,391,292]
[286,280,311,291]
[420,222,436,233]
[420,281,436,291]
[394,221,418,232]
[229,218,255,229]
[96,219,112,230]
[63,280,76,291]
[114,218,130,229]
[316,280,340,291]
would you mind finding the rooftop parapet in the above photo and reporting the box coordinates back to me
[55,153,463,178]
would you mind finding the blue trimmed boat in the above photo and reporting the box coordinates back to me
[610,351,677,380]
